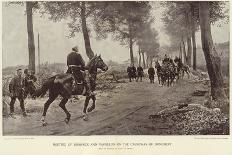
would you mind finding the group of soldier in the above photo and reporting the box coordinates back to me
[8,68,37,117]
[127,65,145,82]
[126,54,183,83]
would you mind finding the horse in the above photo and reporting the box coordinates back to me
[174,57,190,79]
[155,60,176,87]
[33,55,108,126]
[180,64,190,79]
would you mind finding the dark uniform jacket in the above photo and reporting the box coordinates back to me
[148,67,155,76]
[137,66,144,77]
[9,75,24,97]
[67,52,85,70]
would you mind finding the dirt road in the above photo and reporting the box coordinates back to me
[3,78,207,135]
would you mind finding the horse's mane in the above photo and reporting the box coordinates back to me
[86,55,98,71]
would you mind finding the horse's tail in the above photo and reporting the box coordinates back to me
[33,76,55,98]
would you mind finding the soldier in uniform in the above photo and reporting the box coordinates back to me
[162,54,170,64]
[136,66,144,82]
[148,65,155,83]
[9,69,27,117]
[66,46,91,95]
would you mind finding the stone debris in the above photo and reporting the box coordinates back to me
[150,103,229,135]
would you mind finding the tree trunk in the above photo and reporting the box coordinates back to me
[186,12,192,67]
[150,56,153,67]
[179,41,182,61]
[81,2,94,59]
[191,5,197,70]
[199,2,227,101]
[182,35,187,64]
[142,52,146,68]
[128,21,134,65]
[192,30,197,70]
[129,37,134,65]
[146,55,149,68]
[26,2,35,72]
[138,47,141,66]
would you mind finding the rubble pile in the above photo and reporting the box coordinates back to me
[150,103,229,135]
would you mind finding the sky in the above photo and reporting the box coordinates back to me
[2,2,230,68]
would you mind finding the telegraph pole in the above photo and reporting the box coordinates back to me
[38,33,40,73]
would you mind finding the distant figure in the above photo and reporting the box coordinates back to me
[136,66,144,82]
[174,56,183,68]
[162,54,170,64]
[66,46,91,95]
[9,69,27,117]
[127,64,137,82]
[148,65,155,83]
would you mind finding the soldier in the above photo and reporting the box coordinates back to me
[9,69,27,117]
[162,54,170,64]
[131,64,137,80]
[66,46,91,95]
[148,65,155,83]
[136,66,144,82]
[127,65,132,82]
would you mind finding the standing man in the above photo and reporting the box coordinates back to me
[148,65,155,83]
[131,64,137,81]
[66,46,91,95]
[136,66,144,82]
[127,65,132,82]
[9,69,27,117]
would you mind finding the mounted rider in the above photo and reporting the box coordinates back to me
[162,54,170,65]
[174,56,183,72]
[66,46,91,95]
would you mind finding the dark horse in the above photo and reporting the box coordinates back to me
[174,58,190,79]
[155,61,176,87]
[33,55,108,126]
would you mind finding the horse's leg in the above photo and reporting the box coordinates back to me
[83,96,91,114]
[87,95,96,113]
[59,97,70,124]
[41,94,58,126]
[82,96,91,121]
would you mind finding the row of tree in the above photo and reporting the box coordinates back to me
[162,1,228,101]
[162,1,228,70]
[7,1,159,72]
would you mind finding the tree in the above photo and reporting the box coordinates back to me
[42,1,95,59]
[137,22,159,67]
[199,2,227,101]
[5,2,38,72]
[93,1,151,65]
[26,2,36,72]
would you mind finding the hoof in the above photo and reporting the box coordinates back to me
[65,117,70,124]
[83,115,89,121]
[65,118,69,124]
[87,107,94,113]
[41,121,48,126]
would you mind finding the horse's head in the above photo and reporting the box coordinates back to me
[155,60,160,68]
[87,54,108,73]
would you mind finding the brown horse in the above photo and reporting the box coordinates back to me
[33,55,108,126]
